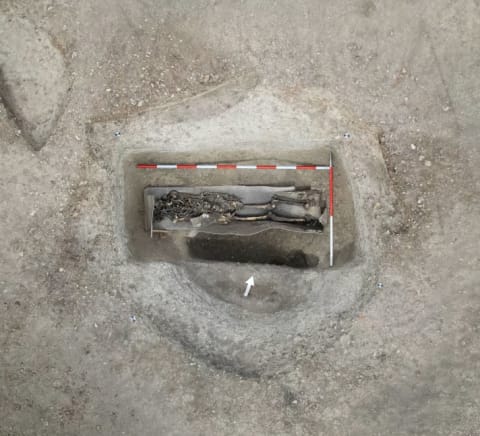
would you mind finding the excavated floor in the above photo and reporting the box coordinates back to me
[2,3,479,434]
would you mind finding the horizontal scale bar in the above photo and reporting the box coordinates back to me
[136,163,330,171]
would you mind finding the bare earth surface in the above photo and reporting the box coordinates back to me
[1,1,479,435]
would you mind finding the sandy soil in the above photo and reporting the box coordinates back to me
[1,1,479,435]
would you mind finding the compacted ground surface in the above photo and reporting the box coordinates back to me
[1,1,480,435]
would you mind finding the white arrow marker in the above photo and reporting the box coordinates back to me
[244,276,255,297]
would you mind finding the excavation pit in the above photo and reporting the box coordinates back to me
[123,149,357,269]
[92,86,394,374]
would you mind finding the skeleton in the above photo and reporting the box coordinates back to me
[153,190,324,229]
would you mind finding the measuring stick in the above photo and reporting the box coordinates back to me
[136,163,330,171]
[329,152,334,267]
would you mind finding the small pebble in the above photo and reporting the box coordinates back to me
[424,160,432,167]
[410,143,416,150]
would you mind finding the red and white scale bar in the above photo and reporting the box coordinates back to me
[136,155,335,267]
[137,163,330,171]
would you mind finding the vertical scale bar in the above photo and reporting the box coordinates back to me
[329,152,334,267]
